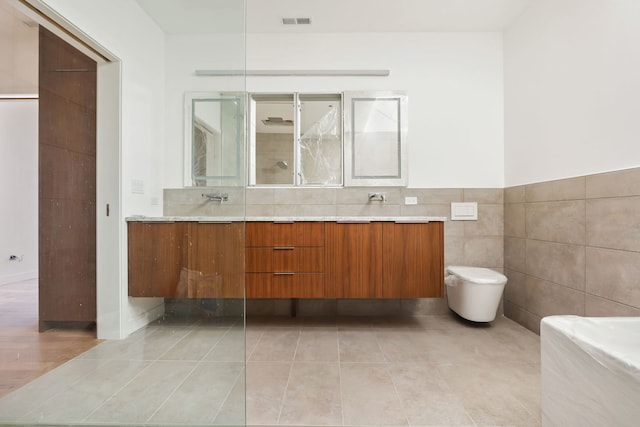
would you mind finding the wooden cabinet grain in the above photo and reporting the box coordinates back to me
[245,222,325,298]
[382,222,444,298]
[187,222,244,298]
[129,220,444,300]
[128,222,186,297]
[128,222,244,298]
[325,222,383,298]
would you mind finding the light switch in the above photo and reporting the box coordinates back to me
[451,202,478,221]
[131,179,144,194]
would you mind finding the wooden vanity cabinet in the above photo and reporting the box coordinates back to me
[128,221,244,298]
[129,219,444,300]
[187,222,244,298]
[325,221,444,299]
[128,222,186,297]
[245,222,325,298]
[382,222,444,298]
[325,222,383,298]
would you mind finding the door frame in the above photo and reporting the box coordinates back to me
[13,0,124,338]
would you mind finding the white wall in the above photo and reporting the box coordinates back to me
[0,100,38,285]
[164,33,245,188]
[504,0,640,186]
[164,32,505,188]
[42,0,166,338]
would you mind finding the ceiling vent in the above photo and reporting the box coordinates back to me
[282,17,312,25]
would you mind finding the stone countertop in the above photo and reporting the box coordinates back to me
[125,216,447,223]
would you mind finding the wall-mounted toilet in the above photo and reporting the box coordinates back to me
[444,266,508,322]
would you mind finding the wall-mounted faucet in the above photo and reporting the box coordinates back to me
[368,192,387,202]
[202,192,229,202]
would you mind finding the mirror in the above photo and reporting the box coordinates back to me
[184,92,244,186]
[248,92,343,186]
[344,91,408,186]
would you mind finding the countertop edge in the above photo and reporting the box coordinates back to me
[125,216,447,222]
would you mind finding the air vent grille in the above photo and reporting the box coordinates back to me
[282,17,312,25]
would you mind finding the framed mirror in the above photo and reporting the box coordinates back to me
[344,91,408,186]
[184,92,244,186]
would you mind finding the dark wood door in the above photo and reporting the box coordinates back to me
[38,27,97,330]
[382,222,444,298]
[325,222,383,298]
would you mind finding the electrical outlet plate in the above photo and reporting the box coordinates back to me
[404,196,418,205]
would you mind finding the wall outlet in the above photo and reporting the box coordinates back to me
[404,196,418,205]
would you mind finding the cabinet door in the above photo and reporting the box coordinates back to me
[246,221,324,247]
[382,222,444,298]
[246,247,324,273]
[128,222,186,297]
[188,222,245,298]
[325,222,383,298]
[246,273,324,298]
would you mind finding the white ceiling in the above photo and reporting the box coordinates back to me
[137,0,535,34]
[1,0,535,95]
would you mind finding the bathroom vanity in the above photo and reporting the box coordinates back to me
[127,217,445,299]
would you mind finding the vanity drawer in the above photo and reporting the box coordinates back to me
[246,222,324,247]
[246,273,325,298]
[246,247,324,273]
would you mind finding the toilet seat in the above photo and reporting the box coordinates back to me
[446,266,507,285]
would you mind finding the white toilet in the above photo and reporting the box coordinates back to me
[444,266,508,322]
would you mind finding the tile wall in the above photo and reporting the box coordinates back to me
[164,186,504,316]
[504,167,640,334]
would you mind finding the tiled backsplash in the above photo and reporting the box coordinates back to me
[504,167,640,334]
[164,186,505,316]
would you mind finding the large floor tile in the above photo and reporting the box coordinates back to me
[249,329,300,362]
[338,329,386,363]
[18,359,150,423]
[149,362,244,425]
[387,362,475,426]
[295,328,339,362]
[340,363,408,426]
[437,361,539,426]
[160,328,229,361]
[246,361,291,425]
[85,360,197,424]
[279,362,342,425]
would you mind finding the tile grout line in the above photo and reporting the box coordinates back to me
[384,362,411,427]
[144,324,235,424]
[80,358,155,424]
[208,361,246,425]
[337,327,345,427]
[143,360,201,424]
[199,324,234,361]
[274,328,301,425]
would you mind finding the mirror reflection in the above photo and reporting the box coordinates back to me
[188,94,244,186]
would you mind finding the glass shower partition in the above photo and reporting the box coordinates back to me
[0,0,247,426]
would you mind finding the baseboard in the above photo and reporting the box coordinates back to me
[0,271,38,286]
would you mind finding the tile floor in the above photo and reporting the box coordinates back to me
[245,315,541,427]
[0,315,246,426]
[0,313,541,426]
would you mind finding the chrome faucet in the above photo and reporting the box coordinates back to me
[202,192,229,202]
[368,192,387,202]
